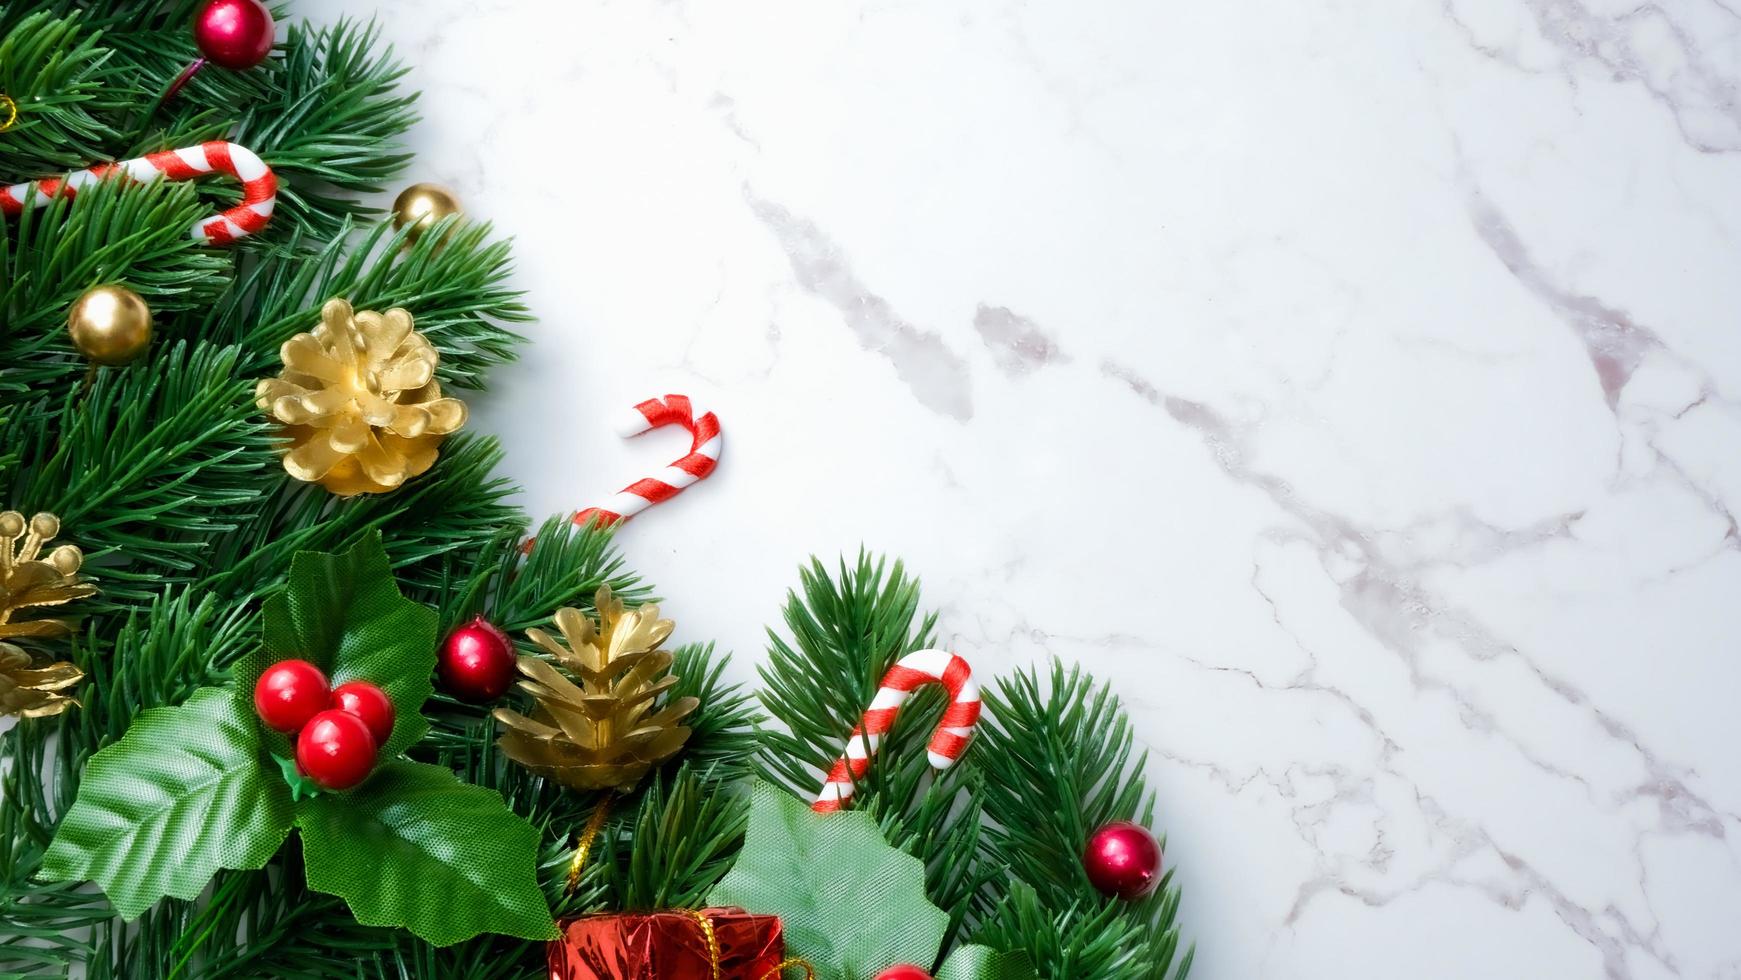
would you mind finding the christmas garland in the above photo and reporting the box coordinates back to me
[0,1,1193,977]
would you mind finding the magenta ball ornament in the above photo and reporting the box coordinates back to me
[1084,821,1163,900]
[437,616,517,703]
[192,0,275,71]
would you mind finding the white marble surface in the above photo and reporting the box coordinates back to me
[296,0,1741,975]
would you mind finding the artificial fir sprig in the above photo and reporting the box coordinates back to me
[756,552,987,937]
[0,180,229,389]
[972,663,1194,980]
[0,11,129,174]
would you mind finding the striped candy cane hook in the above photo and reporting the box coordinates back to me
[1,141,277,244]
[813,649,982,813]
[572,395,722,527]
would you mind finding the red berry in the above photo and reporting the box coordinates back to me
[874,967,933,980]
[437,616,517,703]
[253,659,330,733]
[331,680,395,745]
[295,709,378,790]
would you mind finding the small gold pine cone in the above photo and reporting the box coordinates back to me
[255,298,468,496]
[494,587,700,791]
[0,645,84,718]
[0,510,95,719]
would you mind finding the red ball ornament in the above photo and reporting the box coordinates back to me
[252,659,330,733]
[437,616,517,703]
[331,680,396,745]
[192,0,275,71]
[1084,821,1163,900]
[874,967,933,980]
[295,709,379,790]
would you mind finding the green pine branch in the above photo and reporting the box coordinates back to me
[755,552,986,946]
[0,10,128,174]
[972,662,1193,980]
[0,179,230,391]
[211,216,528,387]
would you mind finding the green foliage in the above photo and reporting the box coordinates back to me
[5,341,274,606]
[972,663,1193,980]
[937,945,1040,980]
[0,11,127,173]
[213,217,528,384]
[38,687,295,919]
[756,552,985,935]
[669,643,761,780]
[297,761,557,946]
[602,764,748,911]
[0,179,229,392]
[232,20,417,234]
[709,780,950,978]
[474,518,646,629]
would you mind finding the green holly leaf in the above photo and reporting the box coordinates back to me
[937,946,1038,980]
[38,687,294,918]
[236,533,437,758]
[707,780,949,978]
[296,760,558,945]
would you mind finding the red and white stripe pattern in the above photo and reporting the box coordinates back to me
[0,141,276,245]
[812,649,982,813]
[572,394,722,527]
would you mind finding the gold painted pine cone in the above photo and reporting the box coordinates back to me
[494,588,699,791]
[0,511,95,718]
[0,646,84,718]
[255,298,467,496]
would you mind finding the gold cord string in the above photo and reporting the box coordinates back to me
[681,909,723,980]
[0,94,17,133]
[757,958,816,980]
[563,794,613,897]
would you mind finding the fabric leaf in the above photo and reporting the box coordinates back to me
[296,759,557,946]
[937,945,1039,980]
[38,687,294,918]
[706,780,948,978]
[237,533,437,757]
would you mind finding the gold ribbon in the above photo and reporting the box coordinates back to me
[0,94,17,133]
[681,909,724,980]
[563,794,613,897]
[681,907,811,980]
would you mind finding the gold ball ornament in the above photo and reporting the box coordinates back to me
[67,285,153,365]
[391,183,462,243]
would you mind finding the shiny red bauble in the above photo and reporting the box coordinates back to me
[437,616,517,703]
[253,659,330,733]
[295,709,379,790]
[331,680,396,745]
[874,967,933,980]
[192,0,275,71]
[1084,821,1163,900]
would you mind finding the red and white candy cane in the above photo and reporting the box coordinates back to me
[572,394,722,527]
[1,141,276,245]
[813,649,982,813]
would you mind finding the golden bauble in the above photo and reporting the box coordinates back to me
[391,182,462,243]
[67,284,153,365]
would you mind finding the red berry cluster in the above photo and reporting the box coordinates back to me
[252,659,394,791]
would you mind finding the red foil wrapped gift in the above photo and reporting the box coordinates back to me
[547,907,785,980]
